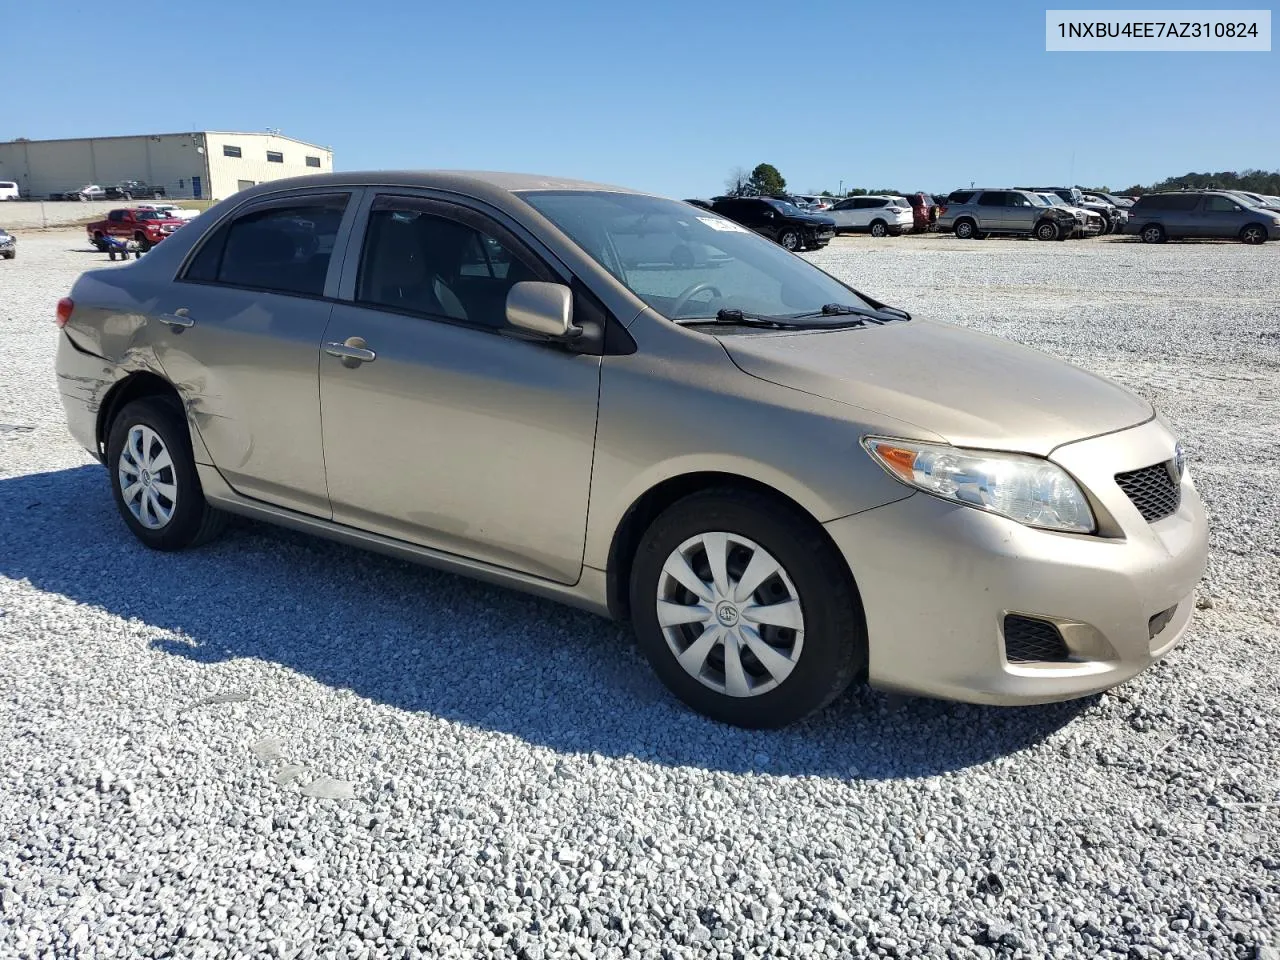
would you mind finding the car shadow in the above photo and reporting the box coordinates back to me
[0,466,1092,779]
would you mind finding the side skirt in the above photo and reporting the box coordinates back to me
[196,464,615,619]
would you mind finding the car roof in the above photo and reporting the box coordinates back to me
[233,170,648,203]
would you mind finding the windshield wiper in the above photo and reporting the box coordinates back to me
[788,302,911,324]
[675,308,802,330]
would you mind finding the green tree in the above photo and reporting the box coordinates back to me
[748,163,787,196]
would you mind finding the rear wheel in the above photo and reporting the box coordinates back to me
[630,489,865,728]
[1140,224,1166,244]
[1240,223,1268,245]
[106,398,227,551]
[953,218,977,239]
[869,220,888,238]
[778,229,801,252]
[93,232,107,252]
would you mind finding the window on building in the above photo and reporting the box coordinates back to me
[306,156,321,168]
[223,145,242,158]
[267,151,284,163]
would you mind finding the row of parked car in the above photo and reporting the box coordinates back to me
[33,180,168,202]
[692,184,1280,250]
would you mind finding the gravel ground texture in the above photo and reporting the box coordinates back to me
[1,229,1278,960]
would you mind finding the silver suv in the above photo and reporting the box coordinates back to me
[938,189,1078,241]
[1125,191,1280,244]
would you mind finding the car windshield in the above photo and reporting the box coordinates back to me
[135,210,166,220]
[521,191,873,324]
[1037,194,1061,206]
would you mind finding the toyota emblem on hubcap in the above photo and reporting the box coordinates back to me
[141,469,152,486]
[715,602,739,627]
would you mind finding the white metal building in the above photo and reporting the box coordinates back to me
[0,131,334,202]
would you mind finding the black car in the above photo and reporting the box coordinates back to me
[683,199,714,210]
[709,197,835,251]
[105,180,166,200]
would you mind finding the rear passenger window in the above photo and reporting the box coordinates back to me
[977,192,1008,206]
[182,194,349,296]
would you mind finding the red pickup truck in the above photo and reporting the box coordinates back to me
[87,208,186,252]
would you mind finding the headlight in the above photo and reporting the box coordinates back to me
[863,437,1096,534]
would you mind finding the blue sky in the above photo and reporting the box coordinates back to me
[3,0,1275,196]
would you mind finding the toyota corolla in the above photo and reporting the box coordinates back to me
[54,171,1208,728]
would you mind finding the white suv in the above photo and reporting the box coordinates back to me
[0,181,20,201]
[826,195,914,237]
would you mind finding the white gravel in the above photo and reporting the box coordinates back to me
[1,229,1278,960]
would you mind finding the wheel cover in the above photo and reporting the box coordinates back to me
[956,222,972,238]
[1244,227,1263,243]
[656,532,805,698]
[1143,227,1161,242]
[118,424,177,529]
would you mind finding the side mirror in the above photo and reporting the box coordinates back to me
[506,281,581,339]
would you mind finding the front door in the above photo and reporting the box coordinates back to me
[1005,192,1038,231]
[1190,194,1243,237]
[318,194,601,584]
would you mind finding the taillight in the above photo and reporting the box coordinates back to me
[56,297,74,328]
[937,205,948,216]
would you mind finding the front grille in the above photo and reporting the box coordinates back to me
[1115,462,1181,523]
[1003,615,1070,663]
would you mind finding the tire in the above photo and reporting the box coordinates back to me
[869,220,888,238]
[629,488,866,728]
[1098,216,1112,235]
[2,251,13,260]
[93,232,107,252]
[106,397,227,551]
[1240,224,1268,245]
[778,229,801,252]
[1140,224,1166,244]
[953,218,977,239]
[134,232,152,252]
[1035,220,1060,241]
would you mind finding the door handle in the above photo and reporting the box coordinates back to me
[324,336,376,368]
[157,308,194,329]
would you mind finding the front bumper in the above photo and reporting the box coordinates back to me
[824,418,1208,705]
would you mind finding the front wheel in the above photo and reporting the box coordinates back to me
[778,229,801,252]
[106,398,227,551]
[1035,220,1060,241]
[629,489,866,728]
[1240,224,1268,245]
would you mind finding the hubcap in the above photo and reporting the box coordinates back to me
[118,424,177,529]
[656,532,805,698]
[782,233,798,250]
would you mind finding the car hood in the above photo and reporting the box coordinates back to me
[719,319,1152,456]
[793,213,836,227]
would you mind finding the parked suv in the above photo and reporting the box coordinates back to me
[938,189,1077,240]
[0,227,15,259]
[826,195,914,237]
[0,181,20,201]
[710,196,835,251]
[1125,191,1280,244]
[53,171,1207,728]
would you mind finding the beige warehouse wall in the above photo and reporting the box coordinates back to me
[203,133,333,201]
[0,134,210,199]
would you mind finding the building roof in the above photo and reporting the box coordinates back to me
[1,131,331,151]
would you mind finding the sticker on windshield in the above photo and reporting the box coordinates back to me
[697,216,749,233]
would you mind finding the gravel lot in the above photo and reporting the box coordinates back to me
[2,229,1278,960]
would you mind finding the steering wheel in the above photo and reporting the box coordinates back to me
[670,282,723,318]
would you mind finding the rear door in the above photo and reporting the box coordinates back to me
[1163,194,1203,237]
[150,190,359,517]
[975,191,1008,230]
[317,193,602,583]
